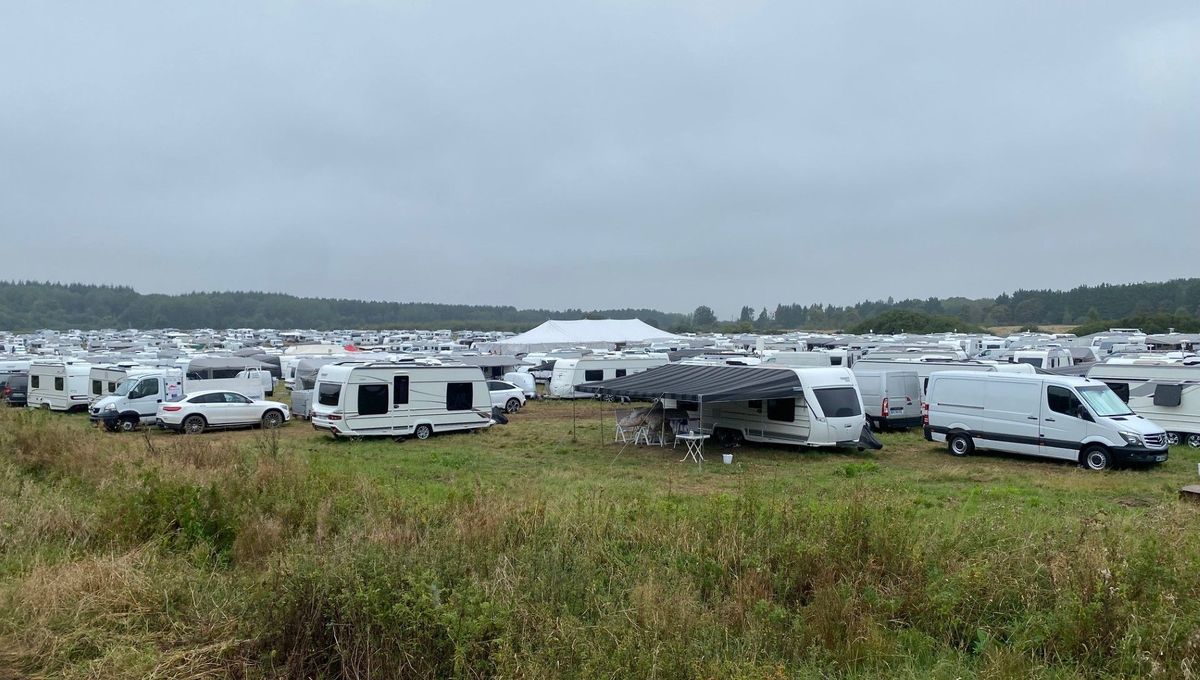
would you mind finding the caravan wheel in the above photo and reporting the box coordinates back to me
[414,424,432,440]
[1189,434,1200,449]
[1166,432,1181,446]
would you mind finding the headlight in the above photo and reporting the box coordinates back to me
[1119,431,1143,447]
[103,404,117,412]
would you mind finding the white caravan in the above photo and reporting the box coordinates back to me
[311,361,492,439]
[550,356,669,398]
[662,367,867,449]
[27,360,92,411]
[924,372,1168,470]
[853,358,1036,398]
[1086,362,1200,447]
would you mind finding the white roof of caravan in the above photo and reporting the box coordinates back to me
[475,319,684,354]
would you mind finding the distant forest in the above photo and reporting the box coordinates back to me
[2,279,1200,334]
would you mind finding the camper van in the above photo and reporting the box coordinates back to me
[550,356,669,398]
[853,358,1036,398]
[310,361,492,439]
[1086,362,1200,447]
[924,372,1168,470]
[27,360,92,411]
[853,369,922,430]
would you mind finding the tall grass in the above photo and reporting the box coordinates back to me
[0,405,1198,678]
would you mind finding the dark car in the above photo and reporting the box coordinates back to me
[3,373,28,407]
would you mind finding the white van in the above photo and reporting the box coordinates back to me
[1086,362,1200,447]
[924,371,1168,470]
[853,369,922,430]
[311,361,492,439]
[27,360,92,411]
[549,356,669,398]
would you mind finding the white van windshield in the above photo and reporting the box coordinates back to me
[112,378,136,396]
[1077,386,1134,417]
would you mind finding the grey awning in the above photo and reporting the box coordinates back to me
[576,363,803,403]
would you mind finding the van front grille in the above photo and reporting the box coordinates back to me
[1144,433,1166,448]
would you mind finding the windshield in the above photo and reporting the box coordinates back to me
[112,378,136,396]
[1077,386,1134,417]
[813,387,862,418]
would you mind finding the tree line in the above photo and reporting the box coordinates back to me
[3,279,1200,333]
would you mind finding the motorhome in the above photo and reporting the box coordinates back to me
[924,371,1168,470]
[852,357,1036,397]
[310,361,493,439]
[549,356,669,398]
[1086,362,1200,447]
[853,369,922,430]
[27,360,92,411]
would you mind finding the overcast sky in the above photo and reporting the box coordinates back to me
[2,1,1197,319]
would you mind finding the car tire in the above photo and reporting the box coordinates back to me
[261,410,283,429]
[505,398,521,413]
[1189,434,1200,449]
[414,424,432,440]
[183,415,206,435]
[1081,445,1111,471]
[1167,431,1181,446]
[118,416,138,432]
[948,433,974,457]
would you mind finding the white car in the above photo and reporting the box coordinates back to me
[487,380,526,413]
[157,390,290,434]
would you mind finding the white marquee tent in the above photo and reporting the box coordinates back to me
[475,319,684,355]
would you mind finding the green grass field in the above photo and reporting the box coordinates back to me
[1,397,1199,678]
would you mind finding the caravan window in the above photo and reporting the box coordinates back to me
[766,398,795,422]
[108,381,116,392]
[54,377,63,391]
[446,382,473,411]
[813,388,862,417]
[584,369,603,382]
[748,400,762,412]
[615,369,627,378]
[92,380,102,395]
[317,382,341,407]
[393,376,409,405]
[30,375,38,389]
[357,384,388,415]
[1153,384,1183,408]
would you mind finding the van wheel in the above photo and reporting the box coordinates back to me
[261,410,283,429]
[414,424,432,440]
[118,416,139,432]
[1081,445,1111,471]
[1166,432,1181,446]
[948,433,974,457]
[505,398,521,413]
[1188,434,1200,449]
[183,415,206,435]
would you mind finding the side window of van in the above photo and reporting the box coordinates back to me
[1047,386,1085,419]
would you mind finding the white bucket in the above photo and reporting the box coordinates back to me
[722,453,733,465]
